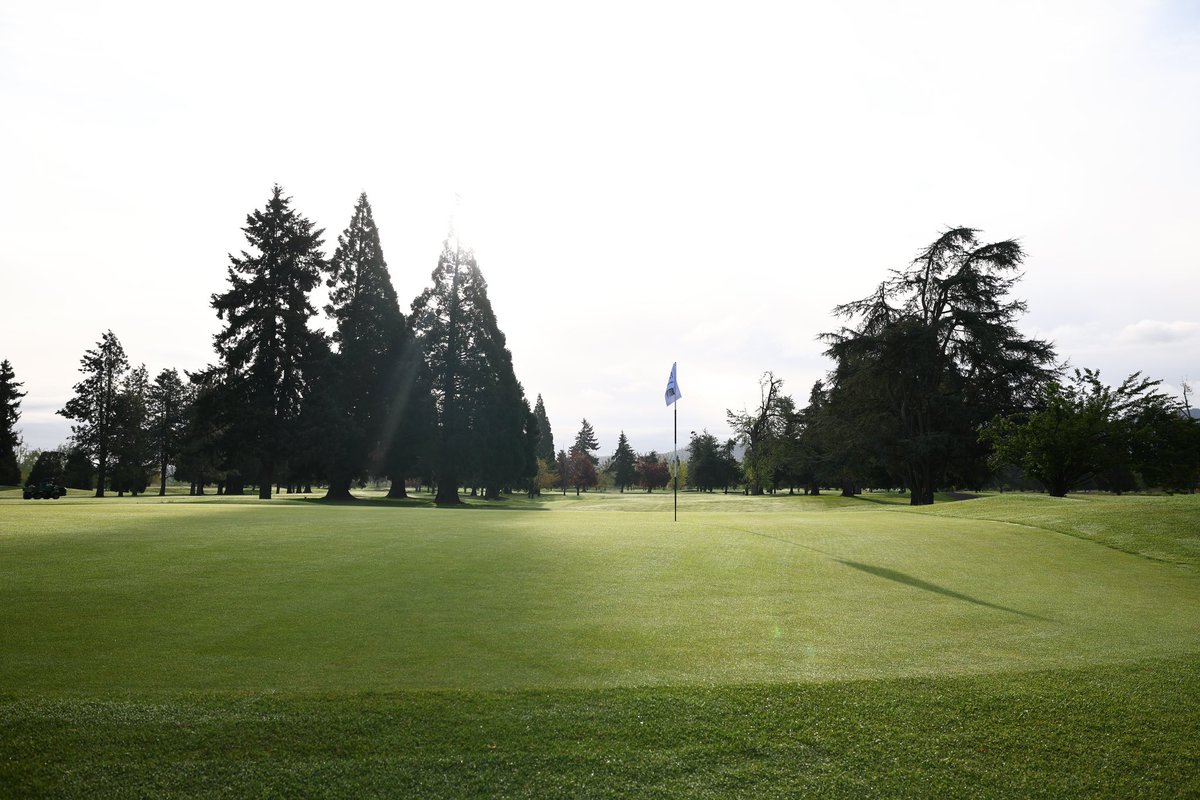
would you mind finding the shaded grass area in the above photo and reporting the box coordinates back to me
[912,492,1200,567]
[2,655,1197,799]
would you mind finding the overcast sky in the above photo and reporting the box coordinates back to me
[2,0,1198,456]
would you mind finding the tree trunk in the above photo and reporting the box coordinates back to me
[95,450,107,497]
[324,478,355,501]
[159,453,168,496]
[386,479,408,499]
[435,474,461,505]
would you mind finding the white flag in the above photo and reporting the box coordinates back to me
[664,362,682,406]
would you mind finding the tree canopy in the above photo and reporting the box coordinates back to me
[211,185,327,499]
[821,228,1056,504]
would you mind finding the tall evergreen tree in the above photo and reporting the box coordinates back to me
[411,233,531,504]
[147,368,188,496]
[211,185,327,499]
[59,330,129,497]
[572,419,599,464]
[321,192,409,500]
[607,430,637,492]
[0,359,25,485]
[533,394,555,465]
[109,364,151,496]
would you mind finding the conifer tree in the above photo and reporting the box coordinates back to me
[0,359,25,485]
[147,368,188,496]
[109,364,151,496]
[572,419,599,465]
[59,330,129,497]
[211,185,326,499]
[822,228,1055,504]
[533,394,555,465]
[321,192,410,500]
[411,233,531,504]
[63,445,94,491]
[607,430,637,492]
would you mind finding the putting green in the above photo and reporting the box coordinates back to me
[1,492,1196,693]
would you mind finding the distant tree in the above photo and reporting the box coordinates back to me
[1132,394,1200,493]
[62,445,94,491]
[0,359,25,485]
[983,369,1183,497]
[607,431,637,492]
[147,368,187,496]
[211,185,327,499]
[18,448,40,484]
[533,394,555,466]
[555,449,571,495]
[109,365,151,496]
[636,452,671,493]
[727,372,791,495]
[27,449,65,486]
[535,457,558,494]
[572,419,600,465]
[717,438,742,493]
[59,330,129,497]
[174,368,225,495]
[823,228,1056,504]
[569,447,598,495]
[411,234,531,504]
[686,430,722,492]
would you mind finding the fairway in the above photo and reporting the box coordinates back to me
[2,491,1198,797]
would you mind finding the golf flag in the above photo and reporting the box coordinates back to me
[665,362,682,406]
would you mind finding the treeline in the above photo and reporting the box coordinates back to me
[4,223,1196,503]
[722,228,1200,502]
[33,187,544,503]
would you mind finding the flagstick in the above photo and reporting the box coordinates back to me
[673,402,678,522]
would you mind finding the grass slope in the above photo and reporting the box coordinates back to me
[1,491,1197,797]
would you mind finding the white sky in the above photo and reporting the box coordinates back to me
[2,0,1198,455]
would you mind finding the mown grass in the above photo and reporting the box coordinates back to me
[912,492,1200,566]
[0,490,1197,797]
[2,656,1196,798]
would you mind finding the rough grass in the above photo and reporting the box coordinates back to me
[1,490,1197,797]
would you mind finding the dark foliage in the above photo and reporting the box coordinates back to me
[822,228,1056,504]
[211,186,327,499]
[0,359,24,485]
[58,330,129,497]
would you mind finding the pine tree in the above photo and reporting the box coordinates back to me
[0,359,25,485]
[411,233,531,504]
[147,368,188,496]
[533,394,555,465]
[210,185,326,499]
[59,330,129,497]
[607,430,637,492]
[572,419,599,464]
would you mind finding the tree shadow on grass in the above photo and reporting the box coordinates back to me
[302,495,552,511]
[836,559,1049,621]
